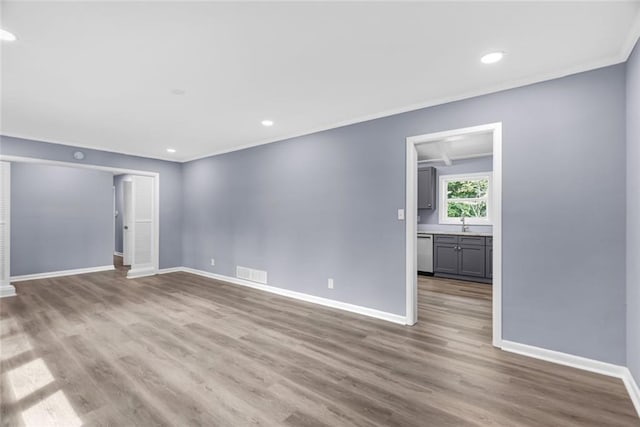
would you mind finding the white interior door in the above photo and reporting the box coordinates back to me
[0,162,16,298]
[122,179,133,266]
[127,175,155,278]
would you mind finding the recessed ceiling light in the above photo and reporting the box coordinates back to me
[166,148,176,153]
[481,51,505,64]
[261,120,274,127]
[0,29,17,42]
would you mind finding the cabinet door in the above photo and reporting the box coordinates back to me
[458,245,486,277]
[485,245,493,279]
[434,243,458,274]
[417,167,436,210]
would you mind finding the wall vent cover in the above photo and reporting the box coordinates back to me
[236,266,267,284]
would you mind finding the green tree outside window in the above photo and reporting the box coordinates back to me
[446,178,489,219]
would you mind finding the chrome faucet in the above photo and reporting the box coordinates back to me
[461,215,470,232]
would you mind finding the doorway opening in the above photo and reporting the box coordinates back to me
[112,173,156,278]
[113,174,129,275]
[405,123,503,347]
[0,156,160,298]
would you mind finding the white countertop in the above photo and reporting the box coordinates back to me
[417,230,493,237]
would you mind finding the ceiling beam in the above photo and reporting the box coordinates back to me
[417,151,494,164]
[436,141,452,166]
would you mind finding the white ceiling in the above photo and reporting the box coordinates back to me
[1,1,639,162]
[417,132,493,163]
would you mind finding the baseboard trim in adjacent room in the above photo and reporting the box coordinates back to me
[114,251,123,257]
[181,267,407,325]
[10,265,116,282]
[623,369,640,417]
[501,340,640,417]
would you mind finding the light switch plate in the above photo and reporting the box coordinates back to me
[210,258,215,266]
[328,278,334,289]
[397,209,405,220]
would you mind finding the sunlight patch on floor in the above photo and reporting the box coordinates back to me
[1,333,33,362]
[21,390,83,427]
[7,357,54,400]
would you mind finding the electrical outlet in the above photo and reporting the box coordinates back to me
[328,278,334,289]
[210,258,215,266]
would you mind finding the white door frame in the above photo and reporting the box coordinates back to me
[0,155,161,281]
[112,184,116,256]
[0,162,15,297]
[405,122,503,347]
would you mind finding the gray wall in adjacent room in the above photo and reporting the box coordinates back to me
[182,64,627,364]
[11,163,114,276]
[417,155,493,234]
[626,41,640,382]
[0,136,183,269]
[113,174,126,254]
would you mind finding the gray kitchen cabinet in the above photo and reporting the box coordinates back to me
[458,245,486,277]
[485,238,493,279]
[434,242,458,274]
[417,167,436,210]
[434,234,491,283]
[459,236,485,246]
[433,234,457,245]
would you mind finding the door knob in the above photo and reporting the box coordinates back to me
[124,226,129,230]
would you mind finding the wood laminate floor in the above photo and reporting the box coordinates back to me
[1,262,638,426]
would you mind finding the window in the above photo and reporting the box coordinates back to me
[438,172,492,225]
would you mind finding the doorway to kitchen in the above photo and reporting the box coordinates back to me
[405,123,502,347]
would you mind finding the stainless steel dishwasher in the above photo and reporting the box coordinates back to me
[417,233,433,273]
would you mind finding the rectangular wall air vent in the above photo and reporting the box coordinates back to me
[236,266,267,285]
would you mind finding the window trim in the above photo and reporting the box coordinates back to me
[438,172,493,225]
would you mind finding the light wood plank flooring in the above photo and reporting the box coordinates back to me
[1,263,638,426]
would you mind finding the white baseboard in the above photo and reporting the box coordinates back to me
[10,265,115,282]
[0,281,16,298]
[181,267,407,325]
[127,266,157,279]
[623,369,640,417]
[502,340,639,417]
[114,251,123,257]
[501,340,628,378]
[157,267,183,274]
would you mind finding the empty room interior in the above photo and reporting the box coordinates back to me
[1,1,640,426]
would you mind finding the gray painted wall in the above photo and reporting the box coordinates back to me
[0,136,183,269]
[418,156,493,234]
[11,163,113,276]
[182,132,406,314]
[183,64,627,364]
[113,174,125,254]
[627,41,640,383]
